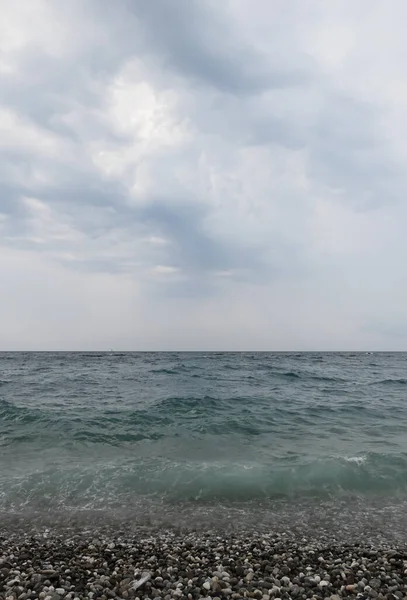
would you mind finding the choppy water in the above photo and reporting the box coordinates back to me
[1,352,407,535]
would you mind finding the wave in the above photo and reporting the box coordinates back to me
[0,391,399,449]
[342,455,367,465]
[375,378,407,385]
[281,371,300,379]
[273,370,344,383]
[0,400,45,425]
[1,453,406,513]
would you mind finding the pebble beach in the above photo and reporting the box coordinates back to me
[1,526,407,600]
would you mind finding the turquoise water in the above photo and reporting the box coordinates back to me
[1,352,407,529]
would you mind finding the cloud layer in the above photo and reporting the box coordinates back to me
[1,0,406,350]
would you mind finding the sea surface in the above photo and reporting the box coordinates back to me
[1,352,407,538]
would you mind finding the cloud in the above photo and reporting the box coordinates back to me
[0,0,407,349]
[129,0,304,94]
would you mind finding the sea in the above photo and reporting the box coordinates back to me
[1,351,407,540]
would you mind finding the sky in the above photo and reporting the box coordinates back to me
[1,0,407,351]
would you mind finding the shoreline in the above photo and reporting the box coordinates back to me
[1,527,407,600]
[2,494,407,545]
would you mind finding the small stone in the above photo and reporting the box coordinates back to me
[203,582,211,591]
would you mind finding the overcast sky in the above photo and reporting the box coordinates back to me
[1,0,406,350]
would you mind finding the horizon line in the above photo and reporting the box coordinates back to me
[0,349,404,353]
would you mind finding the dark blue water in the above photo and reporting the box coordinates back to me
[1,352,407,533]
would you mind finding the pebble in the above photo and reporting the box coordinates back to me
[0,527,406,600]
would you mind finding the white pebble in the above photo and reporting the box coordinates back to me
[203,582,211,591]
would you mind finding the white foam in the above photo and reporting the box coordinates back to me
[343,456,367,466]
